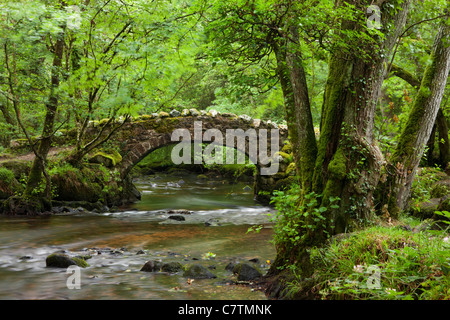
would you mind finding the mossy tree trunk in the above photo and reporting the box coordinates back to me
[380,19,450,217]
[24,28,65,201]
[272,24,318,194]
[436,108,450,168]
[267,0,411,287]
[270,22,318,278]
[389,65,449,169]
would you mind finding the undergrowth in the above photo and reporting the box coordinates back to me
[290,220,450,300]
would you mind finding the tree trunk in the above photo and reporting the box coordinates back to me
[436,108,450,168]
[389,64,449,169]
[272,24,317,193]
[24,32,65,199]
[268,22,318,278]
[313,0,410,232]
[382,19,450,217]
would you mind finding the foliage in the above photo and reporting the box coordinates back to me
[291,223,450,300]
[410,166,446,205]
[268,184,338,247]
[0,167,15,185]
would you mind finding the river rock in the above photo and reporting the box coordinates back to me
[141,260,163,272]
[232,263,262,281]
[183,264,217,279]
[168,215,185,221]
[161,262,184,273]
[167,209,192,214]
[46,253,89,268]
[205,218,221,227]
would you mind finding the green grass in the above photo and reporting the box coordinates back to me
[288,217,450,300]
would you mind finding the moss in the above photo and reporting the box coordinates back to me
[430,183,449,198]
[98,118,111,126]
[327,148,347,180]
[286,162,297,176]
[0,167,23,199]
[46,253,89,268]
[153,117,182,134]
[281,143,293,154]
[312,55,352,192]
[159,111,170,118]
[51,166,102,203]
[273,176,296,191]
[140,114,155,120]
[90,151,122,167]
[72,257,89,268]
[0,167,15,185]
[276,151,293,163]
[392,49,436,163]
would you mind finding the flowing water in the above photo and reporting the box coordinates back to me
[0,171,276,300]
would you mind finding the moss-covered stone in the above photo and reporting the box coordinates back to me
[141,260,163,272]
[161,262,184,273]
[430,182,449,198]
[140,114,155,120]
[232,263,262,281]
[50,165,103,203]
[46,253,89,268]
[273,176,296,191]
[183,264,217,279]
[89,150,122,168]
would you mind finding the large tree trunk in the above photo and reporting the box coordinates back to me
[382,19,450,216]
[313,0,410,232]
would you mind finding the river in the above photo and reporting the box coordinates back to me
[0,171,276,299]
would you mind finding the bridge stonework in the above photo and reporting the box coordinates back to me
[87,110,291,203]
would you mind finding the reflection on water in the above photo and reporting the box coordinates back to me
[0,172,275,300]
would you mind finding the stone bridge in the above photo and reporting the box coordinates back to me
[84,109,293,203]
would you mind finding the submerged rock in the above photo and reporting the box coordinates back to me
[183,264,217,279]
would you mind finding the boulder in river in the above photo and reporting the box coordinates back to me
[232,263,262,281]
[168,215,185,221]
[141,260,163,272]
[183,264,217,279]
[46,253,89,268]
[161,262,184,273]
